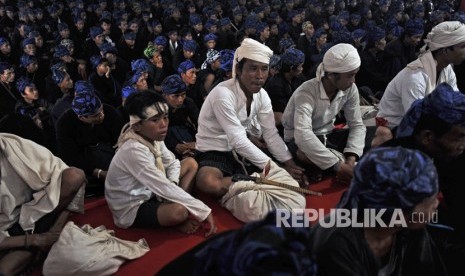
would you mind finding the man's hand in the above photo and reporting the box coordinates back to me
[283,159,309,186]
[175,142,196,154]
[204,213,217,238]
[78,63,87,80]
[335,161,355,184]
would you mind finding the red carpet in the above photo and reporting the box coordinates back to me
[35,177,346,275]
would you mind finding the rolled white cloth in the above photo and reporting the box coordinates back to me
[425,21,465,51]
[232,38,273,78]
[316,43,361,81]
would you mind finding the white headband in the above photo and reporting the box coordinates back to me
[316,43,361,80]
[425,21,465,51]
[129,102,169,126]
[232,38,273,78]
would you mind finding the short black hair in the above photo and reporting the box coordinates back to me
[124,90,166,120]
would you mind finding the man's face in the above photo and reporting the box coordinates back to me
[447,42,465,65]
[206,40,216,49]
[330,68,359,91]
[22,85,39,101]
[0,68,14,83]
[182,68,197,85]
[94,34,105,45]
[135,75,148,90]
[24,44,36,56]
[60,74,73,90]
[79,105,105,125]
[105,53,116,65]
[26,62,38,73]
[183,50,194,59]
[165,92,187,108]
[35,36,44,48]
[430,125,465,158]
[236,59,269,95]
[376,38,387,51]
[260,27,270,39]
[134,113,169,141]
[407,34,423,46]
[0,43,11,54]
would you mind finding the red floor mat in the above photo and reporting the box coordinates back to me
[34,177,346,275]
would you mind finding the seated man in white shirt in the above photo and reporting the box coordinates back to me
[105,90,216,237]
[373,21,465,146]
[282,43,369,184]
[195,38,306,197]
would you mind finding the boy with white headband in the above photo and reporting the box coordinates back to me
[373,21,465,146]
[105,90,216,237]
[282,43,368,184]
[195,38,306,197]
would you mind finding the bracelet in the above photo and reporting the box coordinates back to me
[24,232,29,248]
[97,169,102,179]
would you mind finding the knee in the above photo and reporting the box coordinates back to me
[170,204,189,224]
[375,126,393,138]
[61,167,86,195]
[183,157,198,173]
[196,168,223,195]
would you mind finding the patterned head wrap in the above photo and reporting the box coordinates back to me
[16,77,35,94]
[339,147,438,214]
[58,22,69,32]
[220,49,235,72]
[51,69,66,84]
[367,26,385,44]
[177,60,196,74]
[129,70,145,86]
[74,81,94,95]
[316,43,360,80]
[404,19,424,36]
[161,74,187,95]
[131,59,151,72]
[390,26,404,37]
[201,50,220,70]
[21,37,36,48]
[397,83,465,137]
[203,33,218,43]
[279,38,295,52]
[20,54,37,68]
[332,30,353,44]
[189,14,202,26]
[192,211,317,275]
[144,44,159,59]
[220,18,231,27]
[269,54,281,70]
[352,29,366,40]
[90,55,103,69]
[123,32,136,41]
[90,26,104,39]
[314,27,326,39]
[182,39,197,52]
[281,48,305,67]
[72,89,102,116]
[100,43,118,55]
[232,38,273,78]
[122,85,137,99]
[424,21,465,51]
[0,37,9,47]
[154,36,167,47]
[54,45,71,58]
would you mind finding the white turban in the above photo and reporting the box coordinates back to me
[232,38,273,78]
[424,21,465,51]
[316,43,361,80]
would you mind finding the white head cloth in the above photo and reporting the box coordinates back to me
[316,43,361,81]
[232,38,273,78]
[424,21,465,51]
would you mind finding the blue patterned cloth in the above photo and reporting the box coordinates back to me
[130,59,151,72]
[21,37,35,48]
[16,77,34,94]
[154,36,167,47]
[339,147,438,213]
[189,14,202,26]
[72,85,102,116]
[281,48,305,67]
[89,26,103,39]
[182,39,197,52]
[99,43,118,55]
[51,69,66,84]
[405,19,424,35]
[177,60,196,74]
[54,45,70,58]
[90,55,103,69]
[203,33,217,43]
[123,32,136,41]
[74,80,94,95]
[397,83,465,138]
[0,37,8,46]
[129,70,145,86]
[366,26,385,44]
[192,211,317,276]
[161,75,187,95]
[122,85,137,99]
[219,49,235,72]
[20,54,37,68]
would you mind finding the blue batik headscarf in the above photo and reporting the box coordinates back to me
[339,147,438,214]
[20,54,37,68]
[177,60,196,74]
[397,83,465,138]
[16,77,34,94]
[72,82,102,116]
[51,69,66,85]
[281,48,305,67]
[161,75,187,95]
[219,49,235,72]
[122,85,137,99]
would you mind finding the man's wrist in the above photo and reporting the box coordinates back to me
[332,161,341,172]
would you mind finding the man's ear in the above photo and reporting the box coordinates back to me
[132,122,141,131]
[417,129,435,146]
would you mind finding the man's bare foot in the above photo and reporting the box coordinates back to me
[176,219,200,234]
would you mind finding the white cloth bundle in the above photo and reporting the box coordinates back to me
[316,43,361,81]
[43,221,149,276]
[221,161,306,223]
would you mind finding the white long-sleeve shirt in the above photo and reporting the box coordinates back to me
[105,140,211,228]
[196,78,292,169]
[377,56,457,128]
[282,79,366,170]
